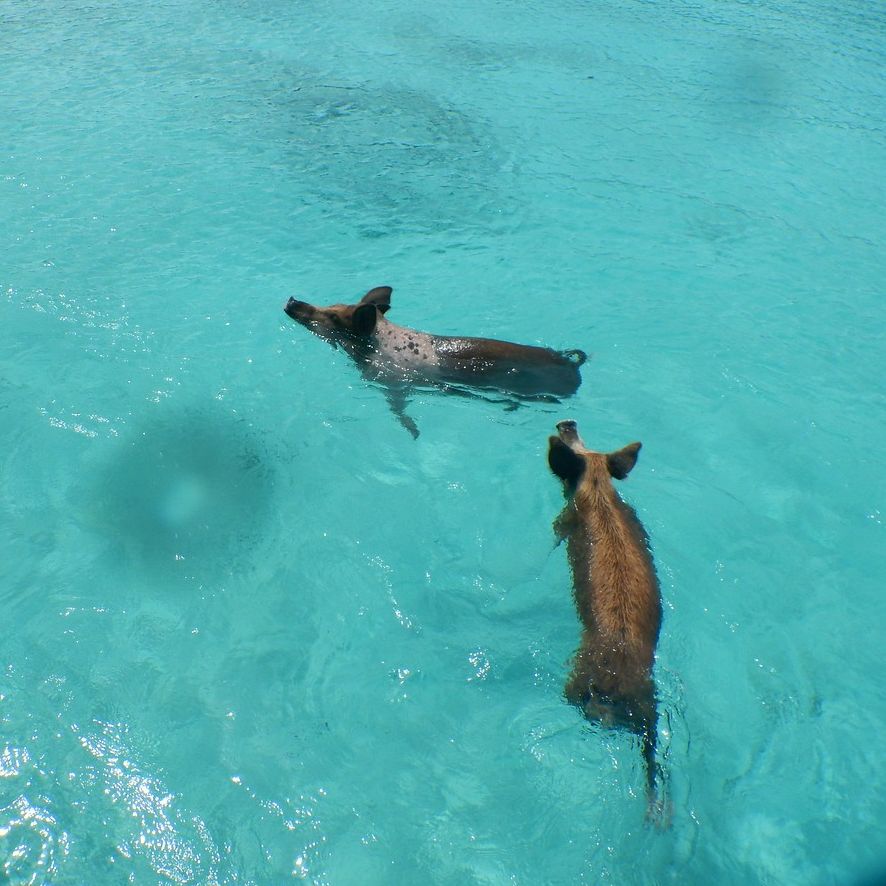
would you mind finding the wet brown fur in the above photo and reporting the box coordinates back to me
[548,421,664,819]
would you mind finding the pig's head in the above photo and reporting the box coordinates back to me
[284,286,392,348]
[548,419,642,495]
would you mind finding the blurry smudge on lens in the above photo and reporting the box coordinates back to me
[80,402,275,582]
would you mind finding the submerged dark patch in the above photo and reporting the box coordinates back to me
[82,403,275,580]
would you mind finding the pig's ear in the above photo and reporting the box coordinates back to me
[352,302,379,335]
[548,437,586,487]
[607,442,641,480]
[360,286,392,314]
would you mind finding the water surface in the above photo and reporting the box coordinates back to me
[1,0,884,883]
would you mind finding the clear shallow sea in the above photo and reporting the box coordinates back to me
[1,0,884,883]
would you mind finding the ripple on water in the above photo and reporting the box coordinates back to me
[75,720,222,884]
[0,794,69,886]
[0,740,69,886]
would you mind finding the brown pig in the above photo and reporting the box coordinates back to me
[284,286,587,437]
[547,419,666,821]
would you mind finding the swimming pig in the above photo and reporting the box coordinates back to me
[284,286,587,437]
[547,420,665,821]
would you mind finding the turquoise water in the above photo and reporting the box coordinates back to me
[2,0,884,882]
